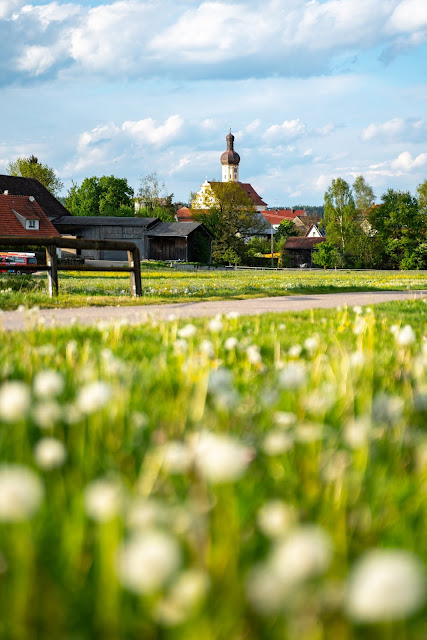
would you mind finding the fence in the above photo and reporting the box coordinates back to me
[0,236,142,297]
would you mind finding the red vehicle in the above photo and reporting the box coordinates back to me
[0,252,37,274]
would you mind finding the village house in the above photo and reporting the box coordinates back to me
[0,192,61,238]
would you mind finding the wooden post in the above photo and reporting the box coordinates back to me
[46,245,58,297]
[128,247,142,297]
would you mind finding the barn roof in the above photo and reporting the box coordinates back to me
[52,216,159,229]
[0,194,60,237]
[147,222,211,237]
[284,236,326,249]
[0,175,70,220]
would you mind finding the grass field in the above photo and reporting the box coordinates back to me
[1,267,427,310]
[0,299,426,639]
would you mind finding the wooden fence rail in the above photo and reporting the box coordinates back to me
[0,236,142,297]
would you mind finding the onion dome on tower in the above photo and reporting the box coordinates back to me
[221,130,240,182]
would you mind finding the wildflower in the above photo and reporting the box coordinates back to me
[262,430,293,455]
[34,438,67,470]
[272,411,296,429]
[33,370,64,399]
[84,478,123,522]
[173,339,188,354]
[177,324,197,339]
[162,441,193,474]
[200,340,214,358]
[246,344,262,365]
[257,500,296,538]
[278,363,306,390]
[116,530,181,594]
[353,316,366,335]
[346,550,426,622]
[270,526,332,584]
[246,562,288,614]
[344,417,370,449]
[224,336,238,350]
[155,568,209,625]
[372,393,404,424]
[0,465,44,521]
[353,306,363,315]
[208,316,223,333]
[349,351,365,369]
[288,344,302,358]
[193,431,252,483]
[32,401,62,428]
[0,381,31,422]
[304,335,319,354]
[397,324,416,346]
[76,381,111,414]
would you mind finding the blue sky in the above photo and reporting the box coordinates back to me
[1,0,427,206]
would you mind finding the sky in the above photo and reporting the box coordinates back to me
[1,0,427,206]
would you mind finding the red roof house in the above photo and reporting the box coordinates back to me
[0,193,61,237]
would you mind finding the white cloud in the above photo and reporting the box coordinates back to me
[362,117,425,141]
[0,0,25,19]
[122,115,184,147]
[16,45,57,75]
[390,151,427,172]
[264,119,306,141]
[387,0,427,33]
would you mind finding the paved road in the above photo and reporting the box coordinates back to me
[1,290,427,331]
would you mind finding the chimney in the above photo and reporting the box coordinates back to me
[3,190,8,195]
[29,196,35,202]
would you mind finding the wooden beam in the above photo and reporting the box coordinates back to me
[46,245,58,297]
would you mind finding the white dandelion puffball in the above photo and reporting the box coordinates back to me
[397,325,416,346]
[346,550,426,622]
[278,363,306,390]
[224,336,238,351]
[116,530,181,594]
[257,500,296,539]
[76,381,111,414]
[270,526,332,584]
[193,431,252,483]
[0,381,31,422]
[0,465,44,521]
[208,316,223,333]
[177,324,197,339]
[162,441,193,474]
[84,478,123,522]
[33,370,64,399]
[34,438,67,470]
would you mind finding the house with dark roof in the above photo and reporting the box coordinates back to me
[0,193,61,238]
[0,175,70,220]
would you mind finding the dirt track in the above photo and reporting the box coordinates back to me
[1,289,426,331]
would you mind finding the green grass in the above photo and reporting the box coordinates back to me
[1,268,427,310]
[0,300,426,638]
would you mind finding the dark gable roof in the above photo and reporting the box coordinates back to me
[147,222,211,237]
[285,237,326,249]
[0,175,70,220]
[52,216,159,230]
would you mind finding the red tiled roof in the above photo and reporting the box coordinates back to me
[0,194,60,237]
[176,207,195,222]
[284,236,326,249]
[261,209,307,224]
[238,183,267,207]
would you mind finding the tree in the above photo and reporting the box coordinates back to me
[353,175,375,217]
[65,176,134,216]
[8,155,63,196]
[193,181,268,265]
[136,172,176,221]
[369,189,426,269]
[312,241,344,269]
[323,178,359,257]
[417,179,427,214]
[274,219,298,241]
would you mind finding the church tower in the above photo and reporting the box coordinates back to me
[221,130,240,182]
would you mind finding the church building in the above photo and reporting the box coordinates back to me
[180,130,267,219]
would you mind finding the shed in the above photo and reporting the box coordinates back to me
[51,216,159,260]
[146,222,212,262]
[283,236,326,268]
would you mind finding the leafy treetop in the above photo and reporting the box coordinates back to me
[8,155,64,196]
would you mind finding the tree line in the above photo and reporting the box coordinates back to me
[314,176,427,270]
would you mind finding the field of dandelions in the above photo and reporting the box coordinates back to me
[0,299,427,639]
[1,267,427,310]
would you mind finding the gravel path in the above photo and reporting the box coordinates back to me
[1,289,427,331]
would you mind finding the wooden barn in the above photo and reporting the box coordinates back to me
[283,236,326,268]
[147,222,212,262]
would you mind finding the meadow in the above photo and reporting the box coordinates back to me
[1,267,427,310]
[0,300,426,639]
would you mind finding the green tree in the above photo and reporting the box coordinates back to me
[324,178,358,256]
[136,172,176,221]
[193,181,267,265]
[65,176,134,217]
[417,179,427,214]
[274,219,298,241]
[312,241,344,269]
[353,175,375,217]
[369,189,426,269]
[8,155,63,196]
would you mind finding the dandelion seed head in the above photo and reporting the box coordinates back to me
[397,324,416,346]
[279,363,306,390]
[77,381,111,414]
[193,431,252,483]
[84,478,123,522]
[177,324,196,339]
[34,438,67,470]
[33,370,64,399]
[0,381,31,423]
[0,465,44,521]
[257,500,296,538]
[270,526,332,584]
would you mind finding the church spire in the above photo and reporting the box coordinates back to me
[221,129,240,182]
